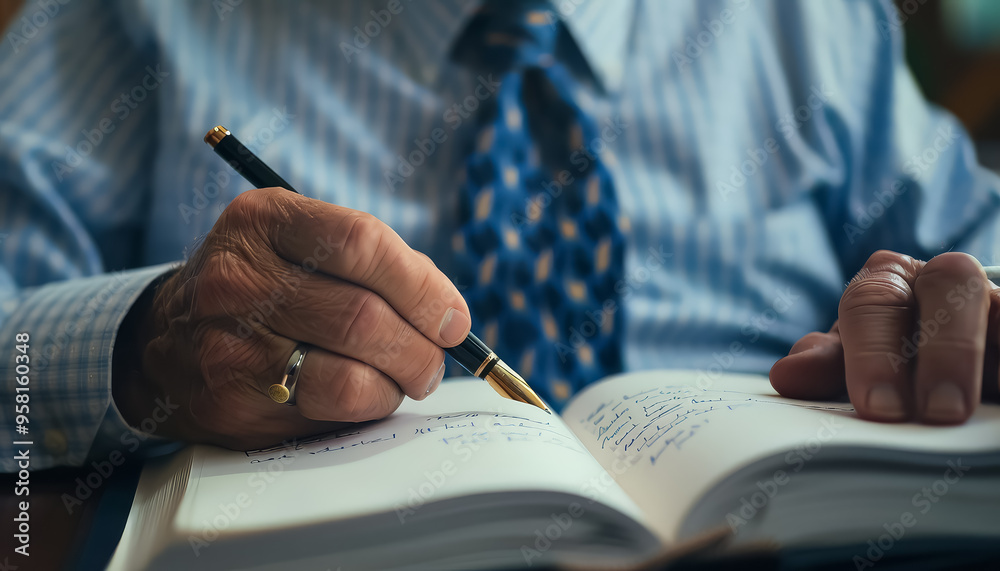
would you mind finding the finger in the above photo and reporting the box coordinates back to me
[839,250,924,422]
[221,188,472,348]
[185,219,447,401]
[175,324,348,450]
[911,253,989,424]
[291,345,406,423]
[261,264,447,400]
[201,327,406,427]
[769,322,846,400]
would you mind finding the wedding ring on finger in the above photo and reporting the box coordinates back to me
[269,344,308,405]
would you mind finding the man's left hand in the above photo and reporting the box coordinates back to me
[770,250,1000,424]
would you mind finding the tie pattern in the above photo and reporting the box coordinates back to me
[452,1,626,408]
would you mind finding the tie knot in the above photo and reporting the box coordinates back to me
[452,1,560,72]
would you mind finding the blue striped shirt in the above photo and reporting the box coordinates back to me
[2,0,1000,471]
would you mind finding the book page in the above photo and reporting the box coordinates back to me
[174,379,647,537]
[561,370,1000,542]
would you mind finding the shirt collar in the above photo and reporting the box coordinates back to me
[413,0,635,93]
[558,0,635,93]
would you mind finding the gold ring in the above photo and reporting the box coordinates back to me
[268,344,308,405]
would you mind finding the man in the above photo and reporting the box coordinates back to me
[1,0,998,473]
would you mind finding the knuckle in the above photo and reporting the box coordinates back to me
[195,251,249,304]
[418,346,445,378]
[841,275,913,314]
[342,289,388,351]
[335,363,402,422]
[194,250,283,320]
[418,349,446,385]
[295,356,345,419]
[864,249,917,273]
[413,250,435,266]
[397,345,444,396]
[333,365,370,420]
[346,364,403,420]
[842,252,922,314]
[382,322,418,371]
[197,325,277,389]
[216,188,290,250]
[195,327,237,383]
[340,212,388,275]
[221,187,280,225]
[304,359,400,422]
[404,268,439,315]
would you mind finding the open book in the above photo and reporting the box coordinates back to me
[109,371,1000,570]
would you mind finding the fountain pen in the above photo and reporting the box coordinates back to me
[204,125,551,414]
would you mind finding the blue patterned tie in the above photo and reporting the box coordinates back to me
[451,1,626,408]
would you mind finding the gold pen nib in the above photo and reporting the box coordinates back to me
[484,359,551,414]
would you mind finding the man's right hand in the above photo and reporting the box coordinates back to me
[113,187,471,450]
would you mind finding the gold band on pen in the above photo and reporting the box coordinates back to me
[475,352,499,378]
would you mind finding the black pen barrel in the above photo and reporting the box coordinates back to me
[446,334,494,378]
[205,125,299,194]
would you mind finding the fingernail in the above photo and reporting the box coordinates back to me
[438,308,470,345]
[923,382,966,423]
[866,384,906,421]
[424,362,446,397]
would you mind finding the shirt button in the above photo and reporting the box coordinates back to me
[45,429,68,455]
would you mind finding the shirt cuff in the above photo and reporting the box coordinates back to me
[0,264,179,471]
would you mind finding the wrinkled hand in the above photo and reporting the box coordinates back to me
[114,188,471,449]
[771,250,1000,424]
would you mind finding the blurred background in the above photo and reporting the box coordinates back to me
[1,0,998,166]
[901,0,1000,170]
